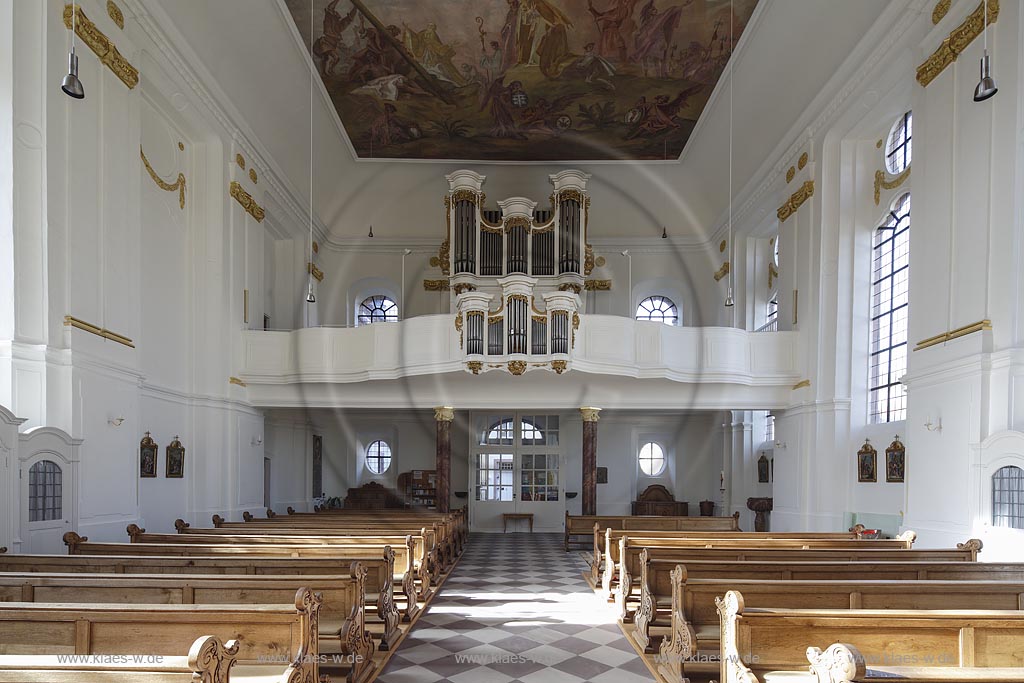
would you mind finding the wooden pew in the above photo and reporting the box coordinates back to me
[0,635,261,683]
[64,531,418,628]
[643,566,1024,660]
[806,642,1024,683]
[591,527,872,585]
[50,539,404,649]
[564,512,743,551]
[0,588,324,683]
[633,553,1024,651]
[706,591,1024,683]
[607,532,978,603]
[153,523,440,589]
[0,565,376,681]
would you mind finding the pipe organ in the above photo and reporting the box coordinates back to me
[445,170,589,375]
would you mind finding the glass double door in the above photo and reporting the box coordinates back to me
[470,414,563,532]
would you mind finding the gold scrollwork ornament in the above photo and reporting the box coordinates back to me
[140,146,186,210]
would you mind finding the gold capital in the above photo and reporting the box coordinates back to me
[580,407,602,422]
[434,406,455,422]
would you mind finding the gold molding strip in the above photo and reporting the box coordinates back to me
[793,379,811,390]
[63,4,138,89]
[914,319,992,351]
[307,262,324,282]
[917,0,998,87]
[229,376,248,387]
[777,181,815,222]
[140,146,186,209]
[584,279,612,291]
[229,181,265,222]
[423,279,450,291]
[106,0,124,29]
[63,315,135,348]
[932,0,951,24]
[243,289,249,323]
[714,261,731,282]
[874,166,911,205]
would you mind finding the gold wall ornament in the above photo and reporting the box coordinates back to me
[235,153,246,170]
[713,261,730,282]
[768,262,779,289]
[249,168,258,184]
[140,146,186,210]
[504,216,531,232]
[932,0,951,23]
[229,376,247,387]
[584,244,596,275]
[243,288,249,323]
[530,296,545,315]
[874,166,911,205]
[558,283,582,294]
[428,238,450,275]
[917,0,999,87]
[551,360,568,374]
[106,0,124,29]
[798,152,809,170]
[785,166,795,183]
[777,181,815,222]
[571,311,580,348]
[507,360,527,376]
[914,319,991,351]
[63,4,138,89]
[531,314,547,323]
[792,379,811,390]
[584,279,612,291]
[466,361,483,375]
[452,283,476,295]
[178,141,185,151]
[63,315,135,348]
[876,138,884,149]
[595,256,606,267]
[307,262,324,282]
[229,181,265,222]
[719,239,727,253]
[451,189,481,204]
[312,241,319,254]
[792,289,799,325]
[423,279,450,291]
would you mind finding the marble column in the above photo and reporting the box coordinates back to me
[580,407,601,516]
[434,407,455,513]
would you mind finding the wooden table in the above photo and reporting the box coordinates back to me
[502,512,534,533]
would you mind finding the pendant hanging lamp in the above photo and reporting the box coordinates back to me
[724,0,735,308]
[62,4,85,99]
[305,0,316,304]
[973,0,997,102]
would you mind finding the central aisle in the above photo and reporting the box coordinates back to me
[378,532,656,683]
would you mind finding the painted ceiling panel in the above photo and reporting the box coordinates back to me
[285,0,758,161]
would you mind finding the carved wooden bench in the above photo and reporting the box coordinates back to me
[0,564,376,681]
[0,588,324,683]
[634,554,1024,652]
[805,643,1024,683]
[607,534,982,605]
[65,532,418,630]
[0,635,273,683]
[564,512,742,552]
[705,590,1024,683]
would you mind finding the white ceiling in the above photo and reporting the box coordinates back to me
[150,0,890,242]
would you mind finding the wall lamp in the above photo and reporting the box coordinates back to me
[107,416,125,427]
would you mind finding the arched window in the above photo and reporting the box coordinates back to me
[365,440,392,475]
[483,418,548,445]
[28,460,62,522]
[885,111,912,174]
[870,193,910,423]
[358,295,398,324]
[635,296,678,325]
[993,466,1024,529]
[638,442,666,476]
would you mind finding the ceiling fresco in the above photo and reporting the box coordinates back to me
[286,0,757,161]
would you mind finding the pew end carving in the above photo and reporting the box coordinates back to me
[212,514,225,527]
[174,518,191,532]
[807,643,866,683]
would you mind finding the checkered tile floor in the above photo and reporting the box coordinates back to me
[377,532,654,683]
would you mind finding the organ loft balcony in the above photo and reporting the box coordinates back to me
[235,169,802,409]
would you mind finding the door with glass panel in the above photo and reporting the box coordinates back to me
[470,414,563,532]
[20,457,71,554]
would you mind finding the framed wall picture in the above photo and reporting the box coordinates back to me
[886,436,905,483]
[596,466,608,484]
[140,432,158,478]
[857,439,877,483]
[757,453,770,483]
[312,434,323,497]
[166,436,185,478]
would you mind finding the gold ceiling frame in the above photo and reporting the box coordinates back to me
[229,181,265,222]
[917,0,999,87]
[140,146,186,210]
[874,166,911,206]
[63,4,138,89]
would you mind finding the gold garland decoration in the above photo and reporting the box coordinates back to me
[917,0,999,87]
[584,279,612,291]
[140,146,186,210]
[229,181,265,222]
[63,4,138,89]
[777,181,815,222]
[714,261,731,282]
[423,279,450,291]
[874,166,911,205]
